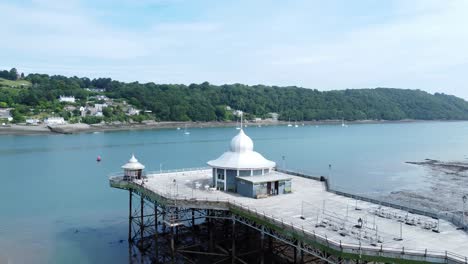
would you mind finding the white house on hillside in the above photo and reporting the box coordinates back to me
[44,117,66,125]
[59,96,76,103]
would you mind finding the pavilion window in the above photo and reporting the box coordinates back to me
[239,170,251,177]
[253,169,262,176]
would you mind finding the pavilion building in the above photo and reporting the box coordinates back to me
[207,129,291,198]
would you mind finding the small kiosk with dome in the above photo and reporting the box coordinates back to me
[207,129,291,198]
[122,154,145,180]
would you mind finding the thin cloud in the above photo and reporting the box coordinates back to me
[1,0,467,99]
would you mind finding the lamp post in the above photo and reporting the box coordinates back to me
[328,164,332,188]
[463,195,467,230]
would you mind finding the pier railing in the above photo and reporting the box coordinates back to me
[109,175,468,264]
[108,167,210,178]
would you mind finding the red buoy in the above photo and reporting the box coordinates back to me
[97,156,101,162]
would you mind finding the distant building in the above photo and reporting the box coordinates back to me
[233,110,243,117]
[94,103,108,112]
[85,88,105,93]
[26,118,40,125]
[59,96,76,103]
[79,106,86,117]
[253,117,262,122]
[268,112,279,121]
[64,105,76,112]
[0,108,13,122]
[127,107,140,116]
[96,95,108,101]
[225,106,232,111]
[44,117,66,125]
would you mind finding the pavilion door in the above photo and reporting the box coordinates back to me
[267,182,271,195]
[274,181,279,195]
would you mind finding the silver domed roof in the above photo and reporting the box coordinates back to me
[207,129,276,169]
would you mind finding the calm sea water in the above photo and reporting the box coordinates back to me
[1,121,467,263]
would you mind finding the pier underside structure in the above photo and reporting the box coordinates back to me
[127,189,347,264]
[111,170,468,264]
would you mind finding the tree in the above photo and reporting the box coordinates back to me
[9,68,18,80]
[11,109,25,123]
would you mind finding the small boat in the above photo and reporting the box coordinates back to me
[341,118,348,127]
[287,118,292,127]
[184,124,190,135]
[96,156,102,162]
[294,121,298,128]
[177,127,181,130]
[236,120,241,130]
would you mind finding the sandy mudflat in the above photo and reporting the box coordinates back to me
[0,124,52,135]
[383,159,468,214]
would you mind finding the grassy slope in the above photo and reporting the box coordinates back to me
[0,77,31,88]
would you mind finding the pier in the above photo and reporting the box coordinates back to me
[110,168,468,263]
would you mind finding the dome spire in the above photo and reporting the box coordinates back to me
[240,111,243,130]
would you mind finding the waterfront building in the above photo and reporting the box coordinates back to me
[25,118,40,125]
[207,129,291,197]
[44,117,66,125]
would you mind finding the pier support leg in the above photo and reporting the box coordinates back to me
[208,212,214,252]
[175,208,179,239]
[294,240,298,264]
[300,242,304,264]
[260,226,265,264]
[170,226,175,264]
[231,218,236,264]
[162,206,166,233]
[128,190,132,242]
[154,202,158,262]
[140,196,144,243]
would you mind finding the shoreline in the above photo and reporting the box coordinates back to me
[0,119,465,136]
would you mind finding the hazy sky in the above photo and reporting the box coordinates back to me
[1,0,468,99]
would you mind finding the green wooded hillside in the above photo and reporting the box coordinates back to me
[2,70,468,122]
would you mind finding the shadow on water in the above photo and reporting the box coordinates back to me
[55,222,130,264]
